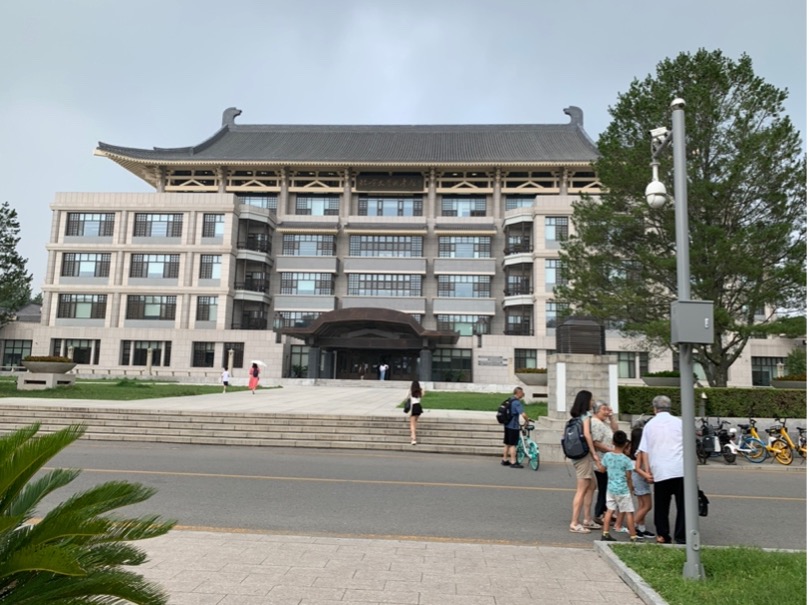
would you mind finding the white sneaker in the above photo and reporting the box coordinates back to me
[411,440,417,445]
[614,526,629,534]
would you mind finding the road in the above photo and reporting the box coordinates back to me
[43,441,807,550]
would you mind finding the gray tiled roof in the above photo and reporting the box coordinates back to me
[97,109,599,164]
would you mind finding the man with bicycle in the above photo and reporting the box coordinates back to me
[637,394,686,545]
[501,387,530,468]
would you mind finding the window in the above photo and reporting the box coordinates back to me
[121,340,171,366]
[436,315,489,337]
[280,273,334,295]
[441,196,487,217]
[57,294,107,319]
[61,253,111,277]
[505,311,533,335]
[66,213,114,237]
[545,259,565,287]
[752,356,786,386]
[358,196,423,216]
[295,194,339,216]
[196,296,218,322]
[348,235,422,257]
[237,194,278,211]
[515,349,538,370]
[126,296,176,320]
[505,273,531,296]
[504,195,535,211]
[277,311,321,328]
[202,214,225,238]
[437,275,491,298]
[130,254,180,279]
[545,216,568,242]
[222,342,245,369]
[431,348,472,382]
[289,345,310,377]
[192,342,216,368]
[133,213,183,237]
[2,339,32,368]
[282,234,335,256]
[199,255,222,279]
[546,301,569,328]
[438,236,492,258]
[347,274,422,297]
[616,352,638,378]
[51,339,100,364]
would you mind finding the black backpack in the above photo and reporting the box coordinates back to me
[496,398,514,425]
[561,416,589,460]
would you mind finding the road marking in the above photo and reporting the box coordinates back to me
[45,466,806,501]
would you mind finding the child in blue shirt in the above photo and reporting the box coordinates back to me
[600,430,639,543]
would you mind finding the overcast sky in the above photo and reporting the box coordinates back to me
[2,0,805,290]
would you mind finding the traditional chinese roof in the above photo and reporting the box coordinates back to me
[95,107,599,168]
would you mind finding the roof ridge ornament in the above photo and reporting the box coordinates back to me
[563,106,583,127]
[222,107,242,127]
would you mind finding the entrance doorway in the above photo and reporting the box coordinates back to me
[335,350,419,381]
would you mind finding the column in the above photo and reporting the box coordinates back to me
[341,168,352,218]
[217,166,228,193]
[493,168,502,220]
[279,168,289,216]
[427,169,436,219]
[322,350,334,378]
[307,346,321,379]
[419,349,432,382]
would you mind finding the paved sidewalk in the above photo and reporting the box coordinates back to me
[136,529,647,605]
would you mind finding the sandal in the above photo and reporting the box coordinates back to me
[569,524,591,534]
[582,520,601,530]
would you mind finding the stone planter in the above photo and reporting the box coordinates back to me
[641,376,680,387]
[771,380,806,390]
[516,372,548,386]
[22,361,77,374]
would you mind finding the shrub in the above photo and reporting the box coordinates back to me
[642,370,680,378]
[778,373,806,381]
[23,355,72,363]
[515,367,547,373]
[785,348,806,376]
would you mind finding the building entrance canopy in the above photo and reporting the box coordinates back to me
[282,308,459,351]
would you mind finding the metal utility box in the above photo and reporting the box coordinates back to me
[670,300,714,344]
[556,316,605,355]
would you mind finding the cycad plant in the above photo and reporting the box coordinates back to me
[0,423,175,604]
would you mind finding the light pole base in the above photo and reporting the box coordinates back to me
[682,562,706,580]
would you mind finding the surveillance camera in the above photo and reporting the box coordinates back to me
[671,98,685,109]
[650,126,670,146]
[645,180,667,209]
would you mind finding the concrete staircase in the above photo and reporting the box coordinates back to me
[0,405,509,456]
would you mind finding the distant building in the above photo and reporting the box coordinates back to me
[0,108,793,384]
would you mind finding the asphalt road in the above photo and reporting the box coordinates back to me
[42,441,807,550]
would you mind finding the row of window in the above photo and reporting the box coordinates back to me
[61,253,222,280]
[66,213,224,239]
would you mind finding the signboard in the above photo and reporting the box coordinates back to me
[356,173,424,192]
[478,356,508,366]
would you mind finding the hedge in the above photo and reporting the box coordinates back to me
[618,386,807,419]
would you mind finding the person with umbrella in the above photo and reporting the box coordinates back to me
[248,361,263,394]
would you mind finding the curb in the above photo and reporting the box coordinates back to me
[594,541,669,605]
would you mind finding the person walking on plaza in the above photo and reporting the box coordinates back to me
[248,362,260,394]
[501,386,529,468]
[600,430,639,543]
[568,390,601,533]
[406,380,425,445]
[637,395,686,544]
[590,400,619,524]
[221,368,230,393]
[379,362,388,381]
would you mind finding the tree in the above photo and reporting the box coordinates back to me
[0,424,175,604]
[0,201,32,325]
[557,49,807,386]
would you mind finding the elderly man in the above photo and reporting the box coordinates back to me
[637,395,685,544]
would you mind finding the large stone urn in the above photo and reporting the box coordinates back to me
[22,361,77,374]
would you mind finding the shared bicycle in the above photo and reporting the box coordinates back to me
[516,423,540,471]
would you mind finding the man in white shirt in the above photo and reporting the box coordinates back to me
[637,395,685,544]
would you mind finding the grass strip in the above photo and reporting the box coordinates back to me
[612,544,806,605]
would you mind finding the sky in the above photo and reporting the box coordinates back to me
[2,0,806,290]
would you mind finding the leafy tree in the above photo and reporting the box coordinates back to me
[29,292,43,306]
[0,424,175,604]
[557,49,807,386]
[0,202,32,325]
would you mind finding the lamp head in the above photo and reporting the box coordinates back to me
[645,180,668,209]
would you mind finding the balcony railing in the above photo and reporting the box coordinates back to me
[237,236,270,253]
[504,243,533,255]
[504,287,533,296]
[234,280,270,293]
[504,326,534,336]
[230,318,268,330]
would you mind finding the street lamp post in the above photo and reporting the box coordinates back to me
[474,316,488,348]
[646,98,713,580]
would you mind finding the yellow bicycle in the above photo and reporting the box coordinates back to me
[764,417,806,465]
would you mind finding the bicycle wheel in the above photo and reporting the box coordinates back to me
[516,442,526,464]
[771,439,793,465]
[722,447,737,464]
[742,437,768,463]
[528,442,539,471]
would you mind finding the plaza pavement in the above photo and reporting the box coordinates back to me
[9,383,724,604]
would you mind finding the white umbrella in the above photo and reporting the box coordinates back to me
[250,360,267,367]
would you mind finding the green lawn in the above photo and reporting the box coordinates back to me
[611,544,805,605]
[0,377,241,400]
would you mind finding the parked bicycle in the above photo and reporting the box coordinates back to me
[516,423,540,471]
[764,416,806,466]
[732,417,768,464]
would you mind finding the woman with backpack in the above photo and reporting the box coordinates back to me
[248,362,260,394]
[568,390,601,533]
